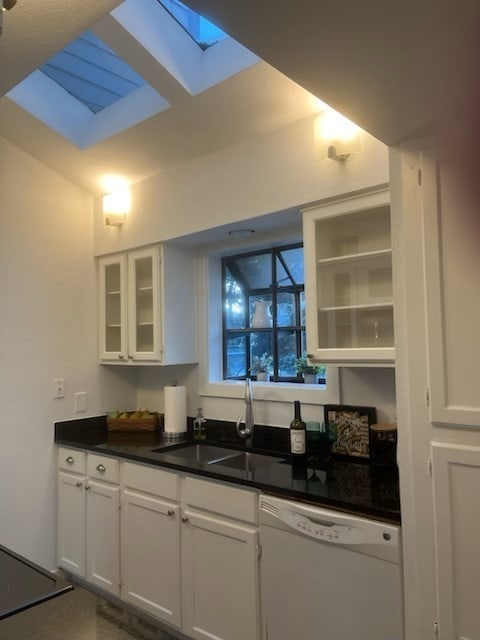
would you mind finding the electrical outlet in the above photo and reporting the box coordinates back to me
[74,392,87,413]
[53,378,65,399]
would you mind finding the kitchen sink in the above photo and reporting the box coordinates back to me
[151,444,286,471]
[151,444,241,465]
[209,451,286,471]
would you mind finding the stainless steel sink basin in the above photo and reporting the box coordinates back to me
[209,451,285,471]
[151,444,240,465]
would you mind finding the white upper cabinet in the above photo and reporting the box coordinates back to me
[422,157,480,427]
[303,187,394,364]
[98,245,197,365]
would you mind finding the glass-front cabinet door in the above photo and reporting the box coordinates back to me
[99,254,128,362]
[127,247,161,361]
[303,187,394,363]
[98,247,161,363]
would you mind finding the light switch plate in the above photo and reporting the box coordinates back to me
[74,392,87,413]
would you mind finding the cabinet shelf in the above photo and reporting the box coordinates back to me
[107,323,121,328]
[319,302,393,313]
[137,286,153,293]
[107,290,121,296]
[317,248,392,266]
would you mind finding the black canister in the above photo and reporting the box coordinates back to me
[369,423,398,467]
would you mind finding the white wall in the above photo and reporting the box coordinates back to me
[0,136,136,569]
[93,115,390,255]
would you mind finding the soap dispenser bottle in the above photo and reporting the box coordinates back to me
[193,408,207,441]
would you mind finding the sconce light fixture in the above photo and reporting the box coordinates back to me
[314,109,362,161]
[103,187,131,227]
[2,0,17,11]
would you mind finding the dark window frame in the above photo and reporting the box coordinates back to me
[222,242,323,383]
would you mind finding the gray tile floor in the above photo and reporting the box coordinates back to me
[0,584,180,640]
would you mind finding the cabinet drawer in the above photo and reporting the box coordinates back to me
[184,476,258,524]
[123,462,180,501]
[87,454,120,484]
[58,447,86,474]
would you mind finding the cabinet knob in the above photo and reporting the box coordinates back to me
[65,456,74,465]
[75,481,83,488]
[96,464,106,473]
[85,485,90,491]
[128,355,133,360]
[118,354,125,360]
[181,515,189,524]
[167,509,175,517]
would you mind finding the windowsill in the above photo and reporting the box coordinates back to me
[199,373,340,405]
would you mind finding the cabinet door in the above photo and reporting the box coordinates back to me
[422,157,480,426]
[121,489,181,627]
[98,254,128,362]
[57,471,87,577]
[303,188,394,363]
[182,510,261,640]
[128,247,162,361]
[432,443,480,640]
[86,480,120,595]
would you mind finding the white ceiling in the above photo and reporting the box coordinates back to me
[2,0,477,195]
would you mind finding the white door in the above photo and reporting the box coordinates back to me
[57,471,87,577]
[182,510,261,640]
[86,480,120,595]
[121,489,181,627]
[432,443,480,640]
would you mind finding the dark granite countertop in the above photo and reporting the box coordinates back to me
[55,416,401,524]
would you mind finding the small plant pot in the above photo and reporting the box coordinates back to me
[303,373,318,385]
[256,372,270,382]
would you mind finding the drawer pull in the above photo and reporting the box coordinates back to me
[65,456,74,465]
[167,509,175,517]
[181,515,189,524]
[76,481,83,488]
[96,464,106,473]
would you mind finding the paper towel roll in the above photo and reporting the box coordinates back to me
[164,385,187,434]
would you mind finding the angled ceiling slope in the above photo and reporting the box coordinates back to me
[183,0,480,149]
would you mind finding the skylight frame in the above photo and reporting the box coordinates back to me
[156,0,227,50]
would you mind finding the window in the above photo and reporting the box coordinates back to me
[222,243,325,383]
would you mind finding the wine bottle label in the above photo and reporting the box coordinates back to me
[290,430,306,454]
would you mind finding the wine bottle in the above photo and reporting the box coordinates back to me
[290,400,307,458]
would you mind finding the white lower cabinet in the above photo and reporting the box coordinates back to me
[57,448,120,597]
[57,451,261,640]
[121,462,181,628]
[182,509,260,640]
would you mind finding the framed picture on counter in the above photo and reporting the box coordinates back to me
[324,404,377,460]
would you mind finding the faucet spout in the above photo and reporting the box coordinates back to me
[236,378,254,440]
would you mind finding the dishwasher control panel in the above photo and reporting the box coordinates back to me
[280,509,366,544]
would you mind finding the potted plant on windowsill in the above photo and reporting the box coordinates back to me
[250,353,273,382]
[295,353,322,384]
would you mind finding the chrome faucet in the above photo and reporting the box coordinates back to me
[236,377,254,443]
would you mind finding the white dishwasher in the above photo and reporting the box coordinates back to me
[259,495,404,640]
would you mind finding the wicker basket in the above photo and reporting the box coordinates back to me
[106,412,159,432]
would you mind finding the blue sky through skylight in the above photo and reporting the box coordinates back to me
[158,0,227,48]
[40,31,146,113]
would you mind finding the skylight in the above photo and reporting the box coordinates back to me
[40,31,146,114]
[158,0,227,49]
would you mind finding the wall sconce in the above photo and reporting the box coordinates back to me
[314,110,362,161]
[102,188,131,227]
